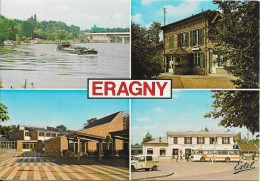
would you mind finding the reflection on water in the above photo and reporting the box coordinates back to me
[0,43,130,88]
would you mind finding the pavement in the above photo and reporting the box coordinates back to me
[0,151,129,180]
[131,159,259,180]
[159,73,236,89]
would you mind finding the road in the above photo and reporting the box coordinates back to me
[131,160,259,180]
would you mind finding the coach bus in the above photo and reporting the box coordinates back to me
[190,149,240,162]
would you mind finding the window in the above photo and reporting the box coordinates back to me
[147,148,153,155]
[169,35,174,49]
[197,137,205,144]
[173,137,178,144]
[222,137,230,144]
[178,32,189,47]
[190,28,204,46]
[24,132,29,136]
[139,156,145,162]
[146,156,152,161]
[22,142,35,149]
[160,149,166,156]
[184,137,192,144]
[193,53,204,67]
[51,133,56,137]
[39,132,44,136]
[210,137,218,144]
[46,133,51,137]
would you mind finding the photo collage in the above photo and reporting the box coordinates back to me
[0,0,259,180]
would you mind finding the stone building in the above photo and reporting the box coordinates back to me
[162,10,229,75]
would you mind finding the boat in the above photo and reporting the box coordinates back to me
[57,42,97,55]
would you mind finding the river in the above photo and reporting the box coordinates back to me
[0,43,130,89]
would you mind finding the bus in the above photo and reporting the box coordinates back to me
[190,149,240,162]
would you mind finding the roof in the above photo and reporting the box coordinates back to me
[173,48,191,55]
[238,143,259,152]
[161,10,218,30]
[144,138,168,144]
[167,131,235,137]
[82,111,121,129]
[66,131,105,142]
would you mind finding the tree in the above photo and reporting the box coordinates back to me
[131,22,164,79]
[0,103,10,122]
[56,124,67,132]
[142,132,154,144]
[211,1,259,88]
[204,91,259,134]
[84,118,97,128]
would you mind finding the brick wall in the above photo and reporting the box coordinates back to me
[30,130,38,140]
[45,136,68,157]
[81,112,124,151]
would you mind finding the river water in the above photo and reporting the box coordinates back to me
[0,43,130,89]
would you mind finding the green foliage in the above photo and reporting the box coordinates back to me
[211,1,259,88]
[132,22,164,79]
[88,25,129,33]
[0,103,10,122]
[84,118,98,128]
[204,91,259,134]
[142,132,154,144]
[56,124,67,132]
[0,14,83,43]
[0,125,16,135]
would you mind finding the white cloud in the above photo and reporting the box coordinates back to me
[154,107,165,113]
[141,0,153,5]
[132,13,143,24]
[136,116,151,122]
[2,0,130,30]
[159,0,200,20]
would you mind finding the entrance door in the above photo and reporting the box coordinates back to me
[185,148,192,159]
[172,148,179,159]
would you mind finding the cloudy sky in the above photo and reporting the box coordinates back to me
[132,0,218,28]
[1,0,130,30]
[131,90,255,144]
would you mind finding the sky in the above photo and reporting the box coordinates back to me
[0,90,129,131]
[1,0,130,30]
[131,90,256,144]
[132,0,218,28]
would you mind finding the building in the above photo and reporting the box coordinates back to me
[8,125,62,152]
[161,10,229,75]
[131,144,143,155]
[143,131,236,159]
[44,111,129,159]
[237,143,259,159]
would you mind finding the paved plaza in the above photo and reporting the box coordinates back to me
[0,152,129,180]
[159,73,236,89]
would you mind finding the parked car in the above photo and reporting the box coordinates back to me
[131,155,159,172]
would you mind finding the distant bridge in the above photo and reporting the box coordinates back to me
[85,32,130,43]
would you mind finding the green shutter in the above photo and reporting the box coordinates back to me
[185,32,189,47]
[178,34,181,47]
[190,31,193,47]
[199,28,204,45]
[200,53,205,68]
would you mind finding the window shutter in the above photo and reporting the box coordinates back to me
[190,31,193,47]
[185,32,189,46]
[178,34,181,47]
[200,53,205,68]
[199,28,204,45]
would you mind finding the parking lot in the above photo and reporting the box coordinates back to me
[131,160,259,180]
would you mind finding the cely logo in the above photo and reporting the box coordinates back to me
[233,160,255,174]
